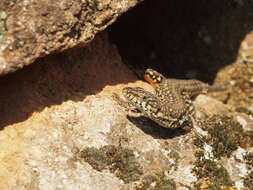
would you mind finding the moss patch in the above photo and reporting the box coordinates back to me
[192,151,235,189]
[243,171,253,189]
[80,147,109,171]
[242,152,253,189]
[193,116,253,189]
[135,173,176,190]
[195,116,253,158]
[0,9,8,42]
[81,145,143,183]
[168,150,180,171]
[244,151,253,169]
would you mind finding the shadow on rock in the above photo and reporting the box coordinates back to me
[0,33,137,129]
[127,115,188,139]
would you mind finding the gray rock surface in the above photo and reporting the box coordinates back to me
[0,0,143,75]
[0,31,252,189]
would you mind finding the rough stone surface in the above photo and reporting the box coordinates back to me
[238,30,253,64]
[213,32,253,110]
[1,1,253,189]
[0,0,143,75]
[0,32,136,128]
[0,31,253,189]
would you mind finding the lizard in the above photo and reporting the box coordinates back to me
[115,68,226,132]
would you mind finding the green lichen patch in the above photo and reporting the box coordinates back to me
[195,116,252,158]
[193,116,253,189]
[135,173,176,190]
[0,9,8,42]
[248,132,253,147]
[192,151,235,189]
[0,20,5,42]
[81,147,109,171]
[242,171,253,189]
[80,145,143,183]
[17,40,25,48]
[0,10,7,20]
[244,151,253,169]
[242,152,253,189]
[168,150,180,171]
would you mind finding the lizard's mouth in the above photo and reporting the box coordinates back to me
[144,73,159,88]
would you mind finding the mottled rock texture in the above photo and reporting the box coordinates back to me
[0,0,143,75]
[1,1,253,189]
[0,31,252,189]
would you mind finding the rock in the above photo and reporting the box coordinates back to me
[0,32,137,128]
[0,0,143,75]
[238,30,253,64]
[1,31,253,189]
[194,94,232,118]
[212,29,253,110]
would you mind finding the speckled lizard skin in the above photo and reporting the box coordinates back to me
[122,68,226,130]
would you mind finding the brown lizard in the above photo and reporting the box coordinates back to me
[114,68,226,132]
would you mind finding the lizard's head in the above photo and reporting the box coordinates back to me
[122,87,160,114]
[122,87,140,105]
[144,68,165,88]
[122,87,150,107]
